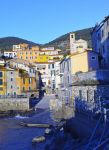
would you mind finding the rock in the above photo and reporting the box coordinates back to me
[45,128,52,135]
[32,136,46,143]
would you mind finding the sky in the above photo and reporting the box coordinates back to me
[0,0,109,44]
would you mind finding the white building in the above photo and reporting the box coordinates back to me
[59,56,72,104]
[13,45,21,51]
[0,59,5,66]
[35,62,51,90]
[8,58,36,77]
[70,33,88,54]
[49,61,61,92]
[4,51,17,58]
[91,16,109,69]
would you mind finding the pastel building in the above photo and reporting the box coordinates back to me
[4,51,17,58]
[0,66,39,97]
[0,67,7,95]
[91,16,109,69]
[35,62,51,89]
[59,33,99,105]
[70,33,88,54]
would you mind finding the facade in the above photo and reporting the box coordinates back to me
[49,61,61,92]
[91,16,109,69]
[59,56,72,103]
[70,50,99,74]
[0,66,39,97]
[35,62,51,90]
[13,43,40,62]
[4,51,17,58]
[17,50,39,62]
[70,33,88,54]
[36,55,49,63]
[40,48,61,56]
[0,59,5,66]
[0,67,6,95]
[8,58,36,74]
[13,44,39,51]
[59,33,99,105]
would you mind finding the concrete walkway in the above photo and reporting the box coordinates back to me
[35,94,55,110]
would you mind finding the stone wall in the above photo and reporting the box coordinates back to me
[72,85,109,101]
[0,98,29,111]
[72,85,109,111]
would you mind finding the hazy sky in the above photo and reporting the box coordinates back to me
[0,0,109,44]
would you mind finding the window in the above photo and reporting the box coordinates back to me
[0,79,3,85]
[26,57,28,59]
[48,64,50,69]
[0,87,3,91]
[91,56,96,60]
[29,87,31,90]
[101,30,104,38]
[23,78,25,84]
[26,52,28,55]
[108,32,109,39]
[71,34,73,38]
[79,90,82,100]
[23,87,25,91]
[29,78,31,84]
[87,90,89,102]
[11,78,13,81]
[52,64,54,68]
[11,72,13,74]
[97,33,101,41]
[0,72,2,77]
[11,85,13,89]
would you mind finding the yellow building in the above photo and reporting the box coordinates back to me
[36,54,49,63]
[14,43,40,63]
[0,67,38,97]
[18,70,37,95]
[49,54,63,61]
[17,50,40,62]
[70,49,99,74]
[0,67,7,95]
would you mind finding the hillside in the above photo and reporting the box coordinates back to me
[0,28,93,51]
[0,37,40,51]
[45,27,93,50]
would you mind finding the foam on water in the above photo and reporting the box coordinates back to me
[14,114,29,119]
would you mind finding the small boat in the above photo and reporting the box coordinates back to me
[32,136,45,143]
